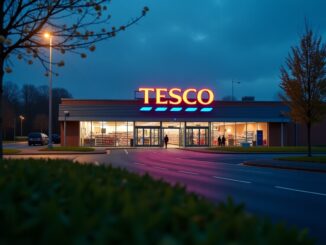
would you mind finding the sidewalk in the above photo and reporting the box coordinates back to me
[7,148,106,155]
[181,147,326,155]
[243,159,326,173]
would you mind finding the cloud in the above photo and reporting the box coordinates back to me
[8,0,326,101]
[191,33,208,42]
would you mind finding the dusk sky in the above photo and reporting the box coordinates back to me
[7,0,326,101]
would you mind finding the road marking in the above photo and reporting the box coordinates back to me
[275,186,326,197]
[134,162,145,166]
[178,170,199,175]
[124,149,128,155]
[106,150,111,155]
[153,167,168,171]
[213,176,251,184]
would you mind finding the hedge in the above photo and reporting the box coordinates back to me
[0,159,313,244]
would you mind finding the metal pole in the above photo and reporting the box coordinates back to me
[48,36,53,148]
[281,122,284,147]
[13,118,16,141]
[232,80,234,101]
[64,115,66,146]
[245,122,248,142]
[20,118,23,136]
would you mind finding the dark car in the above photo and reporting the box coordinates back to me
[52,134,61,144]
[28,132,49,146]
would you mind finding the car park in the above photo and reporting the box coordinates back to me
[28,132,49,146]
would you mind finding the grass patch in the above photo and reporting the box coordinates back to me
[3,149,20,155]
[276,156,326,163]
[0,159,313,244]
[206,146,326,153]
[39,146,95,152]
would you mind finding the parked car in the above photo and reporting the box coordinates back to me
[28,132,49,146]
[52,133,61,144]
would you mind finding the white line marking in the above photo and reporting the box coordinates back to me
[178,170,199,175]
[275,186,326,197]
[134,162,145,166]
[153,167,168,171]
[213,176,251,184]
[124,149,128,155]
[106,150,111,155]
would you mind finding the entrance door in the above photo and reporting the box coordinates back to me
[136,127,161,146]
[186,127,209,146]
[162,128,180,148]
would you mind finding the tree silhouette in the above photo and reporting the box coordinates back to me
[0,1,149,158]
[280,26,326,157]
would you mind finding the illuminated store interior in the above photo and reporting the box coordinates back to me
[79,121,268,147]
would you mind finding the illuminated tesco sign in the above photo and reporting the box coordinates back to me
[139,88,214,105]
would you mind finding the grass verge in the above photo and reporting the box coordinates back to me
[39,146,95,152]
[0,159,313,244]
[206,146,326,153]
[276,156,326,164]
[3,149,20,155]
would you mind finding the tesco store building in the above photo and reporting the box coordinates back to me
[58,87,325,147]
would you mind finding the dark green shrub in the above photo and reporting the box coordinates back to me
[0,159,314,244]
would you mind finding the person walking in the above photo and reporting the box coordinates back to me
[222,135,226,146]
[164,134,169,149]
[218,136,222,146]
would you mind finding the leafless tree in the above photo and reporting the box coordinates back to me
[34,114,48,133]
[0,1,149,158]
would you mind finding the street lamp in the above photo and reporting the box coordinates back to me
[64,110,70,146]
[19,115,25,136]
[231,80,240,101]
[44,32,53,148]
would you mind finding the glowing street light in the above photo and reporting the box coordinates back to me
[44,32,53,148]
[19,115,25,136]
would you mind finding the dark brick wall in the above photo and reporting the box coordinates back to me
[60,121,80,146]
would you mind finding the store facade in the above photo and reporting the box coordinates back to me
[58,87,326,147]
[60,88,290,147]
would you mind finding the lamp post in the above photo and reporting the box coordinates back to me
[19,115,24,136]
[44,32,53,148]
[64,111,70,146]
[13,118,16,142]
[231,80,240,101]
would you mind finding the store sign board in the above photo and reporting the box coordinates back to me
[138,88,214,106]
[138,87,215,112]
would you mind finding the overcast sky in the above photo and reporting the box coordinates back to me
[7,0,326,101]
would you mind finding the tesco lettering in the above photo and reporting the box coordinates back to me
[138,88,214,105]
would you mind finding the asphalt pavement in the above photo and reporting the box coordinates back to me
[4,145,326,243]
[75,148,326,243]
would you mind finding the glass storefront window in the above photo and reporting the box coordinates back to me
[80,121,134,147]
[80,121,93,146]
[211,122,236,146]
[80,121,268,147]
[162,122,181,128]
[135,121,160,126]
[186,122,209,127]
[212,122,268,147]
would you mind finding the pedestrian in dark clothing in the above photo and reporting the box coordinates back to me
[218,136,222,146]
[164,135,169,149]
[222,135,226,146]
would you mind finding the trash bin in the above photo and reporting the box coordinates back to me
[130,138,134,146]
